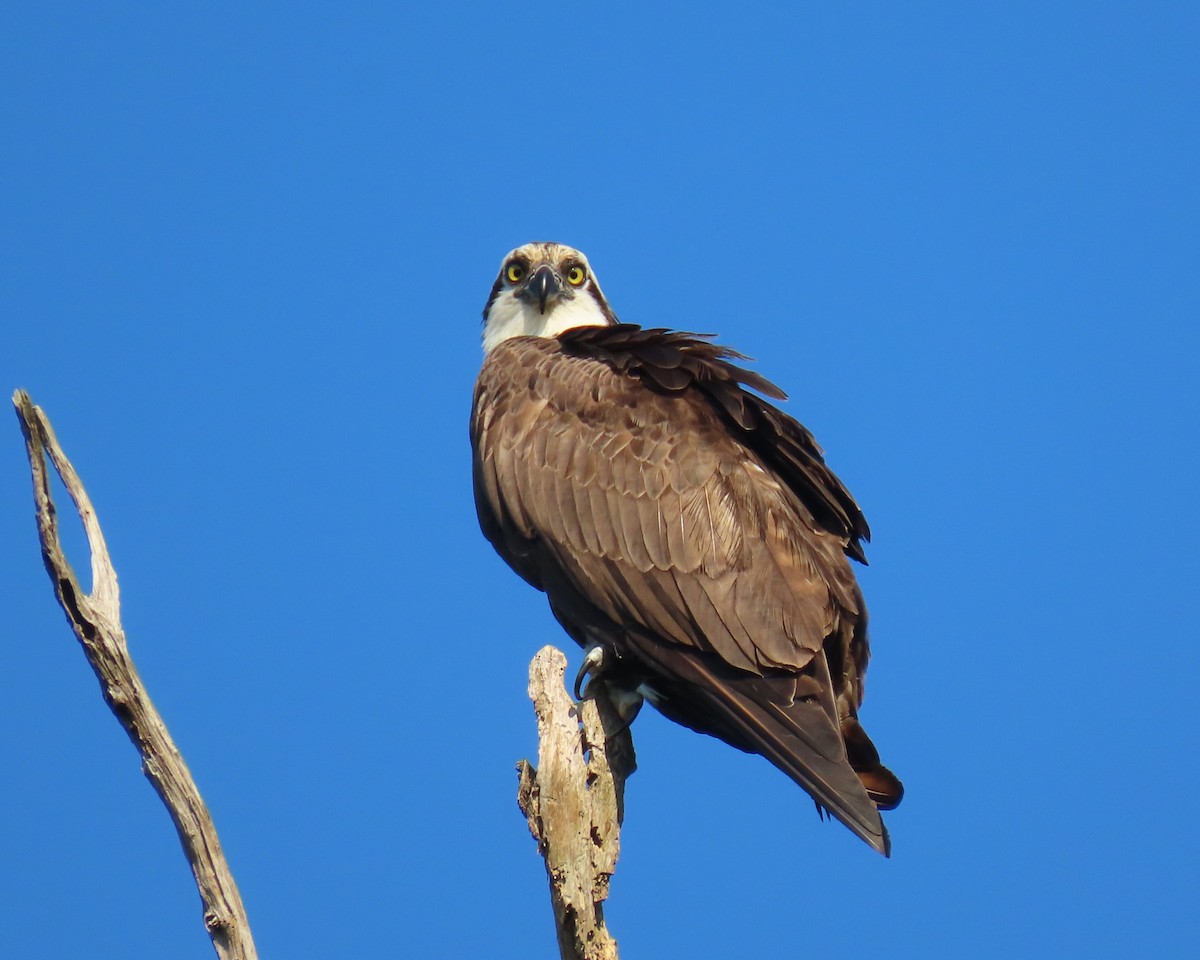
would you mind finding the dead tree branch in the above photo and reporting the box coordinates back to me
[12,389,257,960]
[516,646,637,960]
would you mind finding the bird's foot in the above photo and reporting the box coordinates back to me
[574,642,645,738]
[604,685,645,731]
[573,643,609,700]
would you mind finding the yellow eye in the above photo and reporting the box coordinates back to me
[565,264,587,286]
[506,262,525,283]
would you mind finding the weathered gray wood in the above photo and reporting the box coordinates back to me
[13,390,257,960]
[517,646,637,960]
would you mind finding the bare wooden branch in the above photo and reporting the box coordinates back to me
[13,390,257,960]
[517,646,637,960]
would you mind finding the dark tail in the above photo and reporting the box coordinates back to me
[712,687,894,856]
[842,716,904,811]
[635,640,898,856]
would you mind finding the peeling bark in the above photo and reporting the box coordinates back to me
[517,646,637,960]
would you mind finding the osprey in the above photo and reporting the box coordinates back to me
[471,242,903,855]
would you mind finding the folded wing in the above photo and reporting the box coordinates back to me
[472,327,901,854]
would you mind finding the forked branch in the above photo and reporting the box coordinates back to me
[12,390,257,960]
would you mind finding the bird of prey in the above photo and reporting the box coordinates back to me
[471,242,903,855]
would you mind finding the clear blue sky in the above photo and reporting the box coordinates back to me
[3,3,1197,957]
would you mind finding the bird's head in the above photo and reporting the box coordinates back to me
[481,242,617,352]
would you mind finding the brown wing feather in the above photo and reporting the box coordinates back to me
[471,327,902,854]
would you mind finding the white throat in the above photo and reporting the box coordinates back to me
[482,293,609,353]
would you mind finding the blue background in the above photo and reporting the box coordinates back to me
[3,3,1197,957]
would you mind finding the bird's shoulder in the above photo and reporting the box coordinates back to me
[474,324,868,561]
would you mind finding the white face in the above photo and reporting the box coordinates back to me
[482,242,614,353]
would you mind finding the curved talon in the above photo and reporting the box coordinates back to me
[574,644,607,700]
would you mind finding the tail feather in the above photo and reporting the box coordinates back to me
[722,691,892,856]
[842,716,905,811]
[636,639,895,856]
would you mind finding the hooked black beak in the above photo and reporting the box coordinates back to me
[525,264,562,315]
